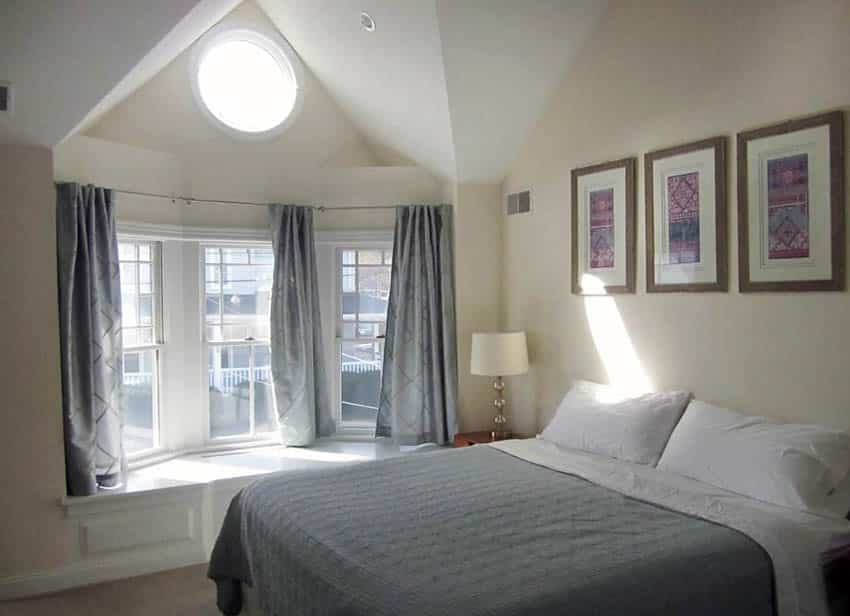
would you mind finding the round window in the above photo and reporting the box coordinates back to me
[192,27,302,139]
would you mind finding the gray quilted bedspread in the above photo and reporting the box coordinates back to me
[208,445,775,616]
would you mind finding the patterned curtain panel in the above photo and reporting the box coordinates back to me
[269,205,334,445]
[376,205,458,445]
[56,183,123,496]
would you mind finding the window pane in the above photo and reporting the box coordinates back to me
[357,291,387,322]
[120,262,137,286]
[250,248,274,264]
[342,322,356,338]
[139,295,153,325]
[340,340,382,425]
[138,262,152,295]
[123,349,156,454]
[209,345,252,438]
[358,266,390,294]
[119,243,136,261]
[341,291,357,321]
[222,248,250,264]
[205,247,221,264]
[205,265,221,293]
[341,250,355,265]
[206,294,221,318]
[358,250,382,264]
[138,244,151,262]
[383,250,392,264]
[357,266,389,323]
[253,345,275,433]
[342,267,356,293]
[205,248,272,341]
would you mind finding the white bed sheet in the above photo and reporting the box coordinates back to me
[491,437,850,616]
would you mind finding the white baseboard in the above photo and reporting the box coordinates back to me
[0,546,207,600]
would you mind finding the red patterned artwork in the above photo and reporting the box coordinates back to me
[767,154,809,260]
[589,188,615,269]
[666,172,700,264]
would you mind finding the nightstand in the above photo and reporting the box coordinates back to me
[453,431,524,447]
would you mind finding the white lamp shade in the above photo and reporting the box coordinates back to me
[470,332,529,377]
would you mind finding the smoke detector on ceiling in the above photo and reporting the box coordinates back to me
[360,11,376,32]
[0,82,12,114]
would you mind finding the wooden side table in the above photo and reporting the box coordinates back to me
[454,431,524,447]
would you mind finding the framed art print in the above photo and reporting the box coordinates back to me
[738,111,845,292]
[571,157,636,294]
[645,137,727,292]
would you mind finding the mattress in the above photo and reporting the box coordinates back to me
[209,444,784,616]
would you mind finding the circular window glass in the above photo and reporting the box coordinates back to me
[195,31,299,136]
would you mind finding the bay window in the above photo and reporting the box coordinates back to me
[115,229,392,465]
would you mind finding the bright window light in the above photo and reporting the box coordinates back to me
[194,29,300,137]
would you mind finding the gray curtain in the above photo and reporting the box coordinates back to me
[56,183,124,496]
[376,205,458,445]
[269,205,333,445]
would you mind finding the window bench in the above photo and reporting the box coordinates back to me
[2,440,417,600]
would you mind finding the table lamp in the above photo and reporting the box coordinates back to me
[470,332,529,439]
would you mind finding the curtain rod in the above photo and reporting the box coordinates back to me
[111,188,400,212]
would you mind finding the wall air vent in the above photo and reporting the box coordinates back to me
[506,189,532,216]
[0,82,12,114]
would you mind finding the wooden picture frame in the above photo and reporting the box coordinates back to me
[645,137,727,293]
[737,110,845,292]
[571,157,636,295]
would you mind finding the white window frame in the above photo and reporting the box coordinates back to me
[200,242,278,446]
[328,237,393,437]
[112,224,395,471]
[118,238,165,462]
[190,24,305,141]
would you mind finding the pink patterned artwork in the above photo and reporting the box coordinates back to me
[666,172,700,264]
[767,153,809,260]
[589,188,615,269]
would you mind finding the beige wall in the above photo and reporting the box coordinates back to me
[53,135,444,232]
[453,183,504,430]
[503,0,850,436]
[0,145,76,577]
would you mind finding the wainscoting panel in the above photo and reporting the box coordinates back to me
[81,504,195,555]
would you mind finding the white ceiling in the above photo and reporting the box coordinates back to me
[437,0,608,182]
[0,0,224,147]
[2,0,609,182]
[257,0,458,179]
[257,0,607,181]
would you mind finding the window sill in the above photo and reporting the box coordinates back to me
[61,438,424,518]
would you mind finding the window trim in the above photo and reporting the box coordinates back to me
[118,239,165,461]
[113,226,395,469]
[190,23,305,141]
[333,241,393,435]
[199,242,277,445]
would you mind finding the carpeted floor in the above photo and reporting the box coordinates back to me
[0,564,218,616]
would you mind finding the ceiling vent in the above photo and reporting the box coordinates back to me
[0,82,12,114]
[506,189,532,216]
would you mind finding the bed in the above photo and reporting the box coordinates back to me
[208,437,850,616]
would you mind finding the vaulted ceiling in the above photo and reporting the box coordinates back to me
[2,0,608,183]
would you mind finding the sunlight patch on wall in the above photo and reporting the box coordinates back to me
[581,275,652,396]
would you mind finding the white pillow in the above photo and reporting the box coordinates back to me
[657,400,850,517]
[541,380,690,465]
